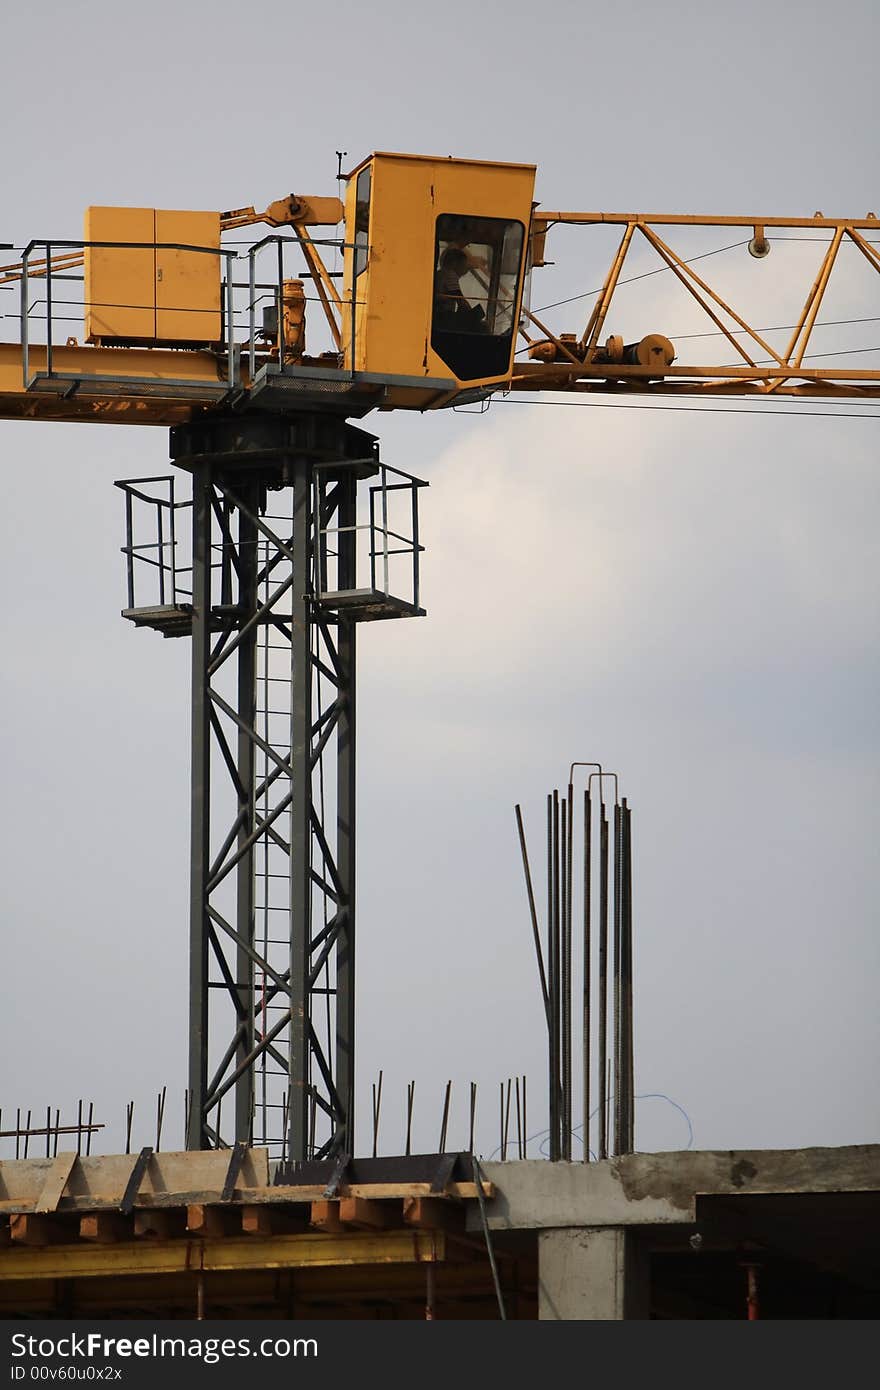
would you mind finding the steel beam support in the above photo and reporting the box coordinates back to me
[187,465,212,1151]
[335,469,357,1152]
[0,1231,446,1282]
[235,486,258,1143]
[287,451,312,1162]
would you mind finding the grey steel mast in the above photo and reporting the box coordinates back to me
[120,410,425,1161]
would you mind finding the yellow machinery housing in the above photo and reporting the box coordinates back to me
[84,206,221,345]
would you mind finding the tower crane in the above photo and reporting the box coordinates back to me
[1,152,877,1160]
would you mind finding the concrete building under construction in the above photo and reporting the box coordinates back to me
[1,1144,878,1318]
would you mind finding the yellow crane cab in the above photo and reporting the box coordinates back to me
[341,152,536,406]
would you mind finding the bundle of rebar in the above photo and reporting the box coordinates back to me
[516,764,634,1161]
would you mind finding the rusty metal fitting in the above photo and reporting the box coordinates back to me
[627,334,675,370]
[604,334,625,364]
[528,341,557,361]
[528,333,583,363]
[282,279,306,357]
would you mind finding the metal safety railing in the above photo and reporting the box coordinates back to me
[244,232,361,380]
[4,230,364,393]
[115,475,192,611]
[17,238,239,395]
[368,466,425,607]
[313,460,427,613]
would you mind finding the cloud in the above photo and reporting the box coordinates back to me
[363,400,879,772]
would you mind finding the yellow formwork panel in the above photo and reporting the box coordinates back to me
[342,153,536,389]
[85,207,221,344]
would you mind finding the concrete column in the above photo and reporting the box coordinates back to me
[538,1226,649,1320]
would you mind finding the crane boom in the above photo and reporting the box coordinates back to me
[1,151,878,428]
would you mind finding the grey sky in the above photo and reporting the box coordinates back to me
[1,0,877,1159]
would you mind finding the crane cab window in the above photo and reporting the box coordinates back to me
[354,167,371,278]
[431,214,524,381]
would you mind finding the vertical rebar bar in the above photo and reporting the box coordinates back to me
[515,805,549,1023]
[623,798,635,1152]
[562,796,572,1160]
[472,1154,507,1321]
[405,1081,415,1157]
[553,790,561,1160]
[582,787,592,1161]
[603,1061,611,1162]
[372,1070,383,1159]
[439,1080,451,1154]
[613,800,623,1156]
[156,1088,166,1153]
[546,793,559,1160]
[469,1082,477,1155]
[567,781,576,1161]
[522,1075,527,1159]
[504,1078,512,1160]
[598,807,609,1160]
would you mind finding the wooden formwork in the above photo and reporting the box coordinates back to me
[0,1149,536,1319]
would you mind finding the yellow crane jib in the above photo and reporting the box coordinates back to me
[0,151,878,428]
